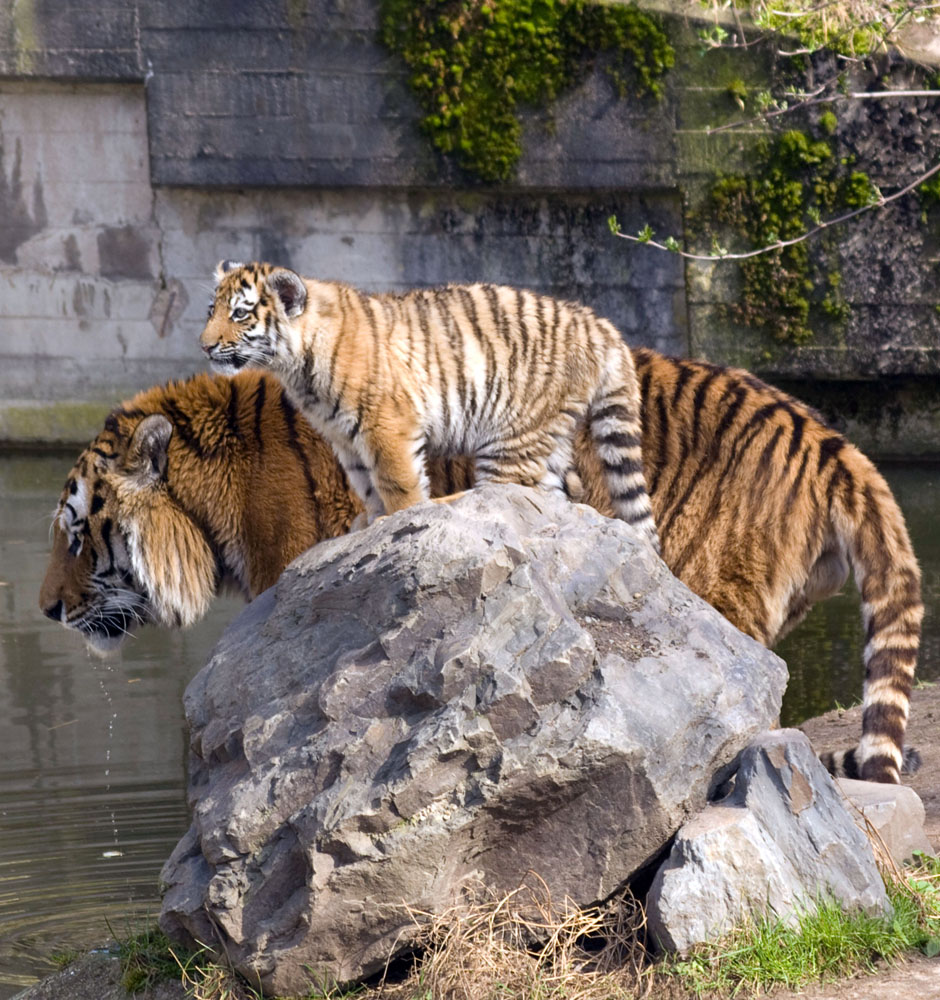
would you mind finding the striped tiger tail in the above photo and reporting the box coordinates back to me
[822,441,923,783]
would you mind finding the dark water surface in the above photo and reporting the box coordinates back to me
[0,453,241,997]
[0,452,936,996]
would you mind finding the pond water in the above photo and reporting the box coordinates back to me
[0,451,937,996]
[0,453,242,997]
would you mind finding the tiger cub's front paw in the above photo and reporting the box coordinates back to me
[349,511,370,532]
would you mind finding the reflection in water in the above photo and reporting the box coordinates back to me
[0,453,240,997]
[0,453,937,996]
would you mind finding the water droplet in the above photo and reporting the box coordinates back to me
[95,665,121,847]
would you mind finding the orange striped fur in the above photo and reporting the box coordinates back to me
[39,373,358,653]
[41,355,921,782]
[625,350,922,783]
[200,262,659,548]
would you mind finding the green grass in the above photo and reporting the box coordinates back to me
[112,924,183,993]
[669,852,940,995]
[732,0,930,57]
[49,947,83,970]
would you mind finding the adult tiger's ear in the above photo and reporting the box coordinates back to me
[267,267,307,318]
[125,414,173,487]
[214,259,244,284]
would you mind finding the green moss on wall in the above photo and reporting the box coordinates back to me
[379,0,674,182]
[919,172,940,210]
[699,124,877,344]
[0,401,110,447]
[739,0,882,57]
[818,109,837,136]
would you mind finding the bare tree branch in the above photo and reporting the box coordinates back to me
[705,86,940,136]
[612,160,940,262]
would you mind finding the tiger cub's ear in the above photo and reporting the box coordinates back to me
[267,267,307,318]
[125,414,173,487]
[214,259,244,284]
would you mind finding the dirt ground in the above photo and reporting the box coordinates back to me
[17,687,940,1000]
[799,682,940,850]
[774,952,940,998]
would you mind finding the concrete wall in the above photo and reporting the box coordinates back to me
[0,0,938,452]
[0,77,685,444]
[678,48,940,383]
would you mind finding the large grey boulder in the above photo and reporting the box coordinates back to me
[159,484,787,996]
[646,730,891,954]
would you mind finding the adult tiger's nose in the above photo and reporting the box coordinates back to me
[43,599,64,622]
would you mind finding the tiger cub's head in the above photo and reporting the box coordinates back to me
[39,411,216,654]
[201,260,308,375]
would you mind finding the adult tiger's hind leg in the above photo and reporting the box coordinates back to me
[776,547,851,642]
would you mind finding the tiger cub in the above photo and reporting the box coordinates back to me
[199,261,659,549]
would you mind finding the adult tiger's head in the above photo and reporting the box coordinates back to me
[39,410,216,654]
[201,259,308,375]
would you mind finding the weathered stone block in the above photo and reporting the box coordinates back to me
[647,730,890,954]
[838,777,936,865]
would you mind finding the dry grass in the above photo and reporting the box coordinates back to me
[372,873,670,1000]
[112,857,940,999]
[118,857,940,999]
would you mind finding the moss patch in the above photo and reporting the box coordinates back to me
[0,400,110,447]
[699,124,877,344]
[919,171,940,210]
[379,0,674,182]
[737,0,885,57]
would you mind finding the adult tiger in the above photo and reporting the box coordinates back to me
[38,372,360,649]
[40,354,922,783]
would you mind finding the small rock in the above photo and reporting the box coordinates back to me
[646,730,890,954]
[837,778,936,866]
